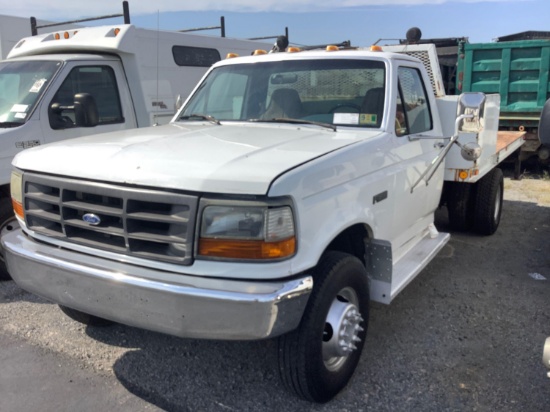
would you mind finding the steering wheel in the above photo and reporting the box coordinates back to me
[329,103,362,114]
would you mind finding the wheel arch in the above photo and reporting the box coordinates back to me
[324,223,372,266]
[0,183,9,198]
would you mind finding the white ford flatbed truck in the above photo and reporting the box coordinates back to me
[3,42,524,402]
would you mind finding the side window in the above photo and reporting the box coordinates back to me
[49,66,123,130]
[397,67,432,135]
[172,46,221,67]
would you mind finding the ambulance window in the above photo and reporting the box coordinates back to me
[49,65,123,129]
[172,46,221,67]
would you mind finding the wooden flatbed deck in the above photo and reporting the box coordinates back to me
[497,130,526,153]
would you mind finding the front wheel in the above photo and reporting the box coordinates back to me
[0,195,17,280]
[278,251,369,403]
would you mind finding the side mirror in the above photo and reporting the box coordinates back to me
[456,92,486,133]
[539,98,550,146]
[48,102,74,130]
[50,102,63,115]
[460,141,482,161]
[74,93,99,127]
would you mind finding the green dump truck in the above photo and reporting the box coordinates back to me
[456,32,550,163]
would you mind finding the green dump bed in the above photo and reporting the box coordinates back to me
[457,39,550,129]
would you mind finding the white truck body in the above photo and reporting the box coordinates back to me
[3,44,524,402]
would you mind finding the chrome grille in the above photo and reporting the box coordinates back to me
[23,173,198,265]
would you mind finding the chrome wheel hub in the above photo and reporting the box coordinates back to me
[323,287,364,371]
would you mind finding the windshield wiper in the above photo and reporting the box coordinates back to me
[179,114,221,125]
[250,117,337,132]
[0,122,22,128]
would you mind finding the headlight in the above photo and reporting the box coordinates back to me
[10,171,23,219]
[198,204,296,260]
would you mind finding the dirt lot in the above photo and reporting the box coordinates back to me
[1,171,549,411]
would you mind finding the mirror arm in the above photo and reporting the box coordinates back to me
[454,113,474,135]
[410,133,459,193]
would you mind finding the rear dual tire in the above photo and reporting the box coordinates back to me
[446,168,503,236]
[472,168,503,236]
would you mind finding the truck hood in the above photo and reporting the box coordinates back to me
[13,122,374,194]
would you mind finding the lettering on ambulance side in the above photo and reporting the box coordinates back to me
[15,141,41,149]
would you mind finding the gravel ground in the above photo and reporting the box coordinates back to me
[1,174,549,411]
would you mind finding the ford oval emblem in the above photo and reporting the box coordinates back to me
[82,213,101,226]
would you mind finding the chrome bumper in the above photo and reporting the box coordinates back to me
[3,229,312,340]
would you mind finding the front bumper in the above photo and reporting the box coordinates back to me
[3,228,312,340]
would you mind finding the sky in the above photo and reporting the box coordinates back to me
[0,0,548,47]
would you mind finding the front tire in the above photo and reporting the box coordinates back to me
[278,251,369,403]
[0,194,17,280]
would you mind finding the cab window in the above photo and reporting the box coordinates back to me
[397,67,432,135]
[49,66,123,130]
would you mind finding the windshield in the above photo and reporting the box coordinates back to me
[178,59,386,128]
[0,60,62,127]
